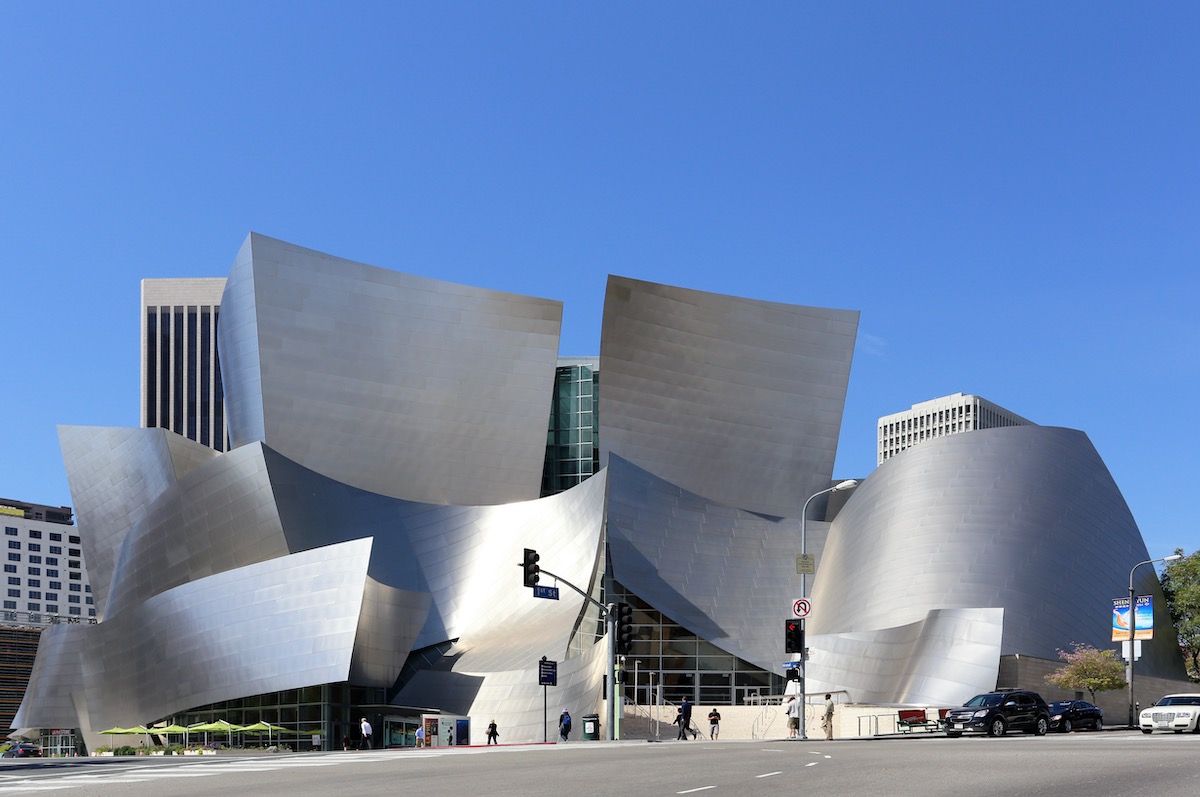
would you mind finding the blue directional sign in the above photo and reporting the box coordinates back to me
[539,658,558,686]
[533,585,560,600]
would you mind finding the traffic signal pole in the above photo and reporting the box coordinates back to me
[521,556,618,741]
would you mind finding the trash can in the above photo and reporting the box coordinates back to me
[582,713,600,741]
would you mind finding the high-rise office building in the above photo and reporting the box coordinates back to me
[877,392,1034,464]
[0,498,93,625]
[0,498,92,737]
[140,278,229,451]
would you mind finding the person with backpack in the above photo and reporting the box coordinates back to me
[486,719,499,745]
[559,709,572,742]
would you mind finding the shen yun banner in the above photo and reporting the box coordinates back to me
[1112,595,1155,641]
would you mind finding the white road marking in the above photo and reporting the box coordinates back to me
[677,788,716,794]
[755,771,782,778]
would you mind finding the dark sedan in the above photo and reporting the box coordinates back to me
[1048,700,1103,732]
[2,743,42,758]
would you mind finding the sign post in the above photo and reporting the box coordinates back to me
[539,656,557,743]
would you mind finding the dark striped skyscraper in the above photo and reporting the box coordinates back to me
[140,278,229,451]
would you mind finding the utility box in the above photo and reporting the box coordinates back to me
[582,713,600,741]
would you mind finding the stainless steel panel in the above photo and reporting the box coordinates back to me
[17,539,372,730]
[58,426,221,618]
[218,233,562,506]
[812,426,1188,690]
[599,275,858,518]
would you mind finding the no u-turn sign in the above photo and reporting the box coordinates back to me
[792,598,812,619]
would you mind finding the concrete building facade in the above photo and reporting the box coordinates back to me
[877,392,1034,465]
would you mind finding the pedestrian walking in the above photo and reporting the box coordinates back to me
[708,708,721,740]
[559,709,572,742]
[681,697,695,739]
[785,696,801,739]
[822,694,835,741]
[415,725,425,748]
[674,707,686,739]
[486,719,499,745]
[359,717,372,750]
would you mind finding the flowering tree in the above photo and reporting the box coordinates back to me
[1043,642,1126,702]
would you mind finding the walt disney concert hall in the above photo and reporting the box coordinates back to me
[17,233,1185,747]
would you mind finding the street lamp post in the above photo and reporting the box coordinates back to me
[798,479,858,741]
[634,660,640,710]
[1127,554,1182,727]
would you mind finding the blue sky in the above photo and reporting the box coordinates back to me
[2,3,1196,558]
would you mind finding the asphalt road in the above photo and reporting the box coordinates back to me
[2,730,1199,796]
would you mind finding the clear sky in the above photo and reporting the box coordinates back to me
[2,3,1196,558]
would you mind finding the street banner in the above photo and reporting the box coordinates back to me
[1112,595,1154,641]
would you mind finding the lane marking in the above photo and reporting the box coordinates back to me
[755,771,782,778]
[805,761,818,767]
[677,787,716,794]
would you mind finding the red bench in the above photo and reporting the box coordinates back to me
[897,709,940,733]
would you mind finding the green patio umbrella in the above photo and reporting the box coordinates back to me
[126,725,154,748]
[188,720,243,747]
[154,724,189,747]
[97,727,129,747]
[241,721,287,746]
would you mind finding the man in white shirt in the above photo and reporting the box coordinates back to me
[360,717,373,749]
[786,697,801,739]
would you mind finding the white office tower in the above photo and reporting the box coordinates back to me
[877,392,1034,465]
[140,278,229,451]
[0,498,93,624]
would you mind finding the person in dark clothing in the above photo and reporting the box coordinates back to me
[486,720,499,745]
[681,698,694,739]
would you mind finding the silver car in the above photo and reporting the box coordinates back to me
[1139,694,1200,734]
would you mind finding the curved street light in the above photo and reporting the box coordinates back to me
[1127,553,1182,727]
[797,478,858,740]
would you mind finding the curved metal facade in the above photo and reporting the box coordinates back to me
[219,233,563,506]
[606,453,804,673]
[599,275,858,518]
[23,429,606,734]
[20,232,1183,742]
[808,426,1188,704]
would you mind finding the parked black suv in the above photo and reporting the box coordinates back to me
[944,690,1050,737]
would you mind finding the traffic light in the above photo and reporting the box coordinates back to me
[785,619,805,654]
[616,602,634,655]
[522,548,540,588]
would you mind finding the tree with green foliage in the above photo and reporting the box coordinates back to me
[1160,548,1200,682]
[1043,642,1126,702]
